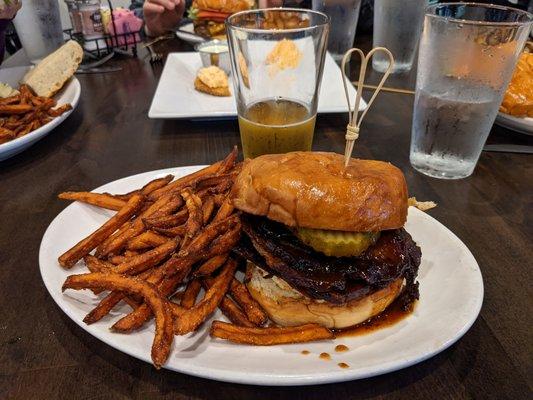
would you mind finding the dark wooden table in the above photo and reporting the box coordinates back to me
[0,35,531,400]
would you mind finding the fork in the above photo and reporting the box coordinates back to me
[146,44,163,64]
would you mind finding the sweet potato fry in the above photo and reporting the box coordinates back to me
[108,255,129,265]
[202,196,215,224]
[83,291,127,324]
[58,191,127,211]
[62,272,174,368]
[58,194,144,268]
[180,189,203,249]
[115,174,174,201]
[97,193,180,257]
[196,174,234,191]
[193,254,228,277]
[82,269,152,324]
[84,255,114,272]
[111,237,228,333]
[217,296,255,328]
[0,128,15,144]
[179,214,240,257]
[229,279,268,326]
[180,279,202,309]
[212,197,235,222]
[148,161,224,201]
[153,225,186,238]
[111,258,192,332]
[127,231,169,250]
[0,104,34,114]
[205,223,241,259]
[173,259,237,335]
[113,238,178,275]
[202,280,255,327]
[0,94,20,105]
[217,146,238,174]
[210,321,334,345]
[143,209,188,229]
[47,104,72,117]
[211,194,226,207]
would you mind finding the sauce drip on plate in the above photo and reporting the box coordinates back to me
[335,344,349,352]
[335,298,417,337]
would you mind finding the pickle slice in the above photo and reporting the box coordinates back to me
[295,228,380,257]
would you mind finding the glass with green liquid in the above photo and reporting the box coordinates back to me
[226,9,329,158]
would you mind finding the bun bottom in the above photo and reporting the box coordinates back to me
[246,264,403,329]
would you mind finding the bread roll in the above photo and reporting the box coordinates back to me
[246,264,404,329]
[231,152,408,232]
[21,40,83,98]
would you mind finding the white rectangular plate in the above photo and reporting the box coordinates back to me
[148,52,365,119]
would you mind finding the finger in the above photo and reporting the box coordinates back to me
[144,3,165,14]
[148,0,176,10]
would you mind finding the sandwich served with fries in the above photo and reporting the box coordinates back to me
[57,149,422,369]
[188,0,254,39]
[231,152,421,329]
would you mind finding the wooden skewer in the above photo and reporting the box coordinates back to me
[352,81,415,95]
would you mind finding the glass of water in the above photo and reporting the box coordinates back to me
[372,0,428,73]
[410,3,532,179]
[312,0,361,62]
[12,0,64,64]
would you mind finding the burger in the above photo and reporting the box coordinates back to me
[230,152,421,329]
[188,0,254,39]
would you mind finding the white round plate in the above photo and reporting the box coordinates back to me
[175,22,205,44]
[39,166,484,386]
[0,66,81,161]
[495,112,533,136]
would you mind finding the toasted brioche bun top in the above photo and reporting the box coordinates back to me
[231,152,408,232]
[194,0,253,13]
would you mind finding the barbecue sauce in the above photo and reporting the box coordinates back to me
[335,298,417,338]
[335,344,349,352]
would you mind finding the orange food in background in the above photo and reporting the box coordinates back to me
[500,52,533,117]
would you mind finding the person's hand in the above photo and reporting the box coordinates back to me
[143,0,185,37]
[0,0,22,20]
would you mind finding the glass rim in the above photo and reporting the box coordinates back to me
[425,2,533,27]
[226,8,330,34]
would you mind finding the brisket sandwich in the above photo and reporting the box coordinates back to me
[231,152,421,329]
[188,0,254,39]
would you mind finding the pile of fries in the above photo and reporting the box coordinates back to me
[59,148,333,369]
[0,84,72,144]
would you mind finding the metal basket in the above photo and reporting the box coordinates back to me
[64,0,141,60]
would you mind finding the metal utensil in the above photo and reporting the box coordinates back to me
[483,144,533,154]
[78,52,115,71]
[142,33,175,48]
[146,44,163,64]
[176,28,208,42]
[76,66,123,74]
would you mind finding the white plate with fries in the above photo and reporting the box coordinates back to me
[0,66,80,161]
[39,162,483,386]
